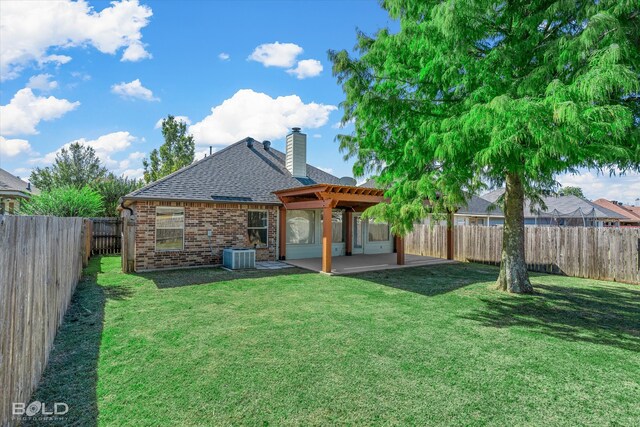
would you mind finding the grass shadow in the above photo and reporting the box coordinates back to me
[463,281,640,352]
[137,266,313,289]
[350,262,498,297]
[23,255,133,427]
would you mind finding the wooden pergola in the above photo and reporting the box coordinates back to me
[273,184,406,273]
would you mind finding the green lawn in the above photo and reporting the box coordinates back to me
[28,256,639,426]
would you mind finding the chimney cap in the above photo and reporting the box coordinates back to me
[291,127,301,133]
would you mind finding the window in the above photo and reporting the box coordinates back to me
[155,207,184,251]
[321,210,344,243]
[287,210,315,244]
[248,210,268,247]
[368,221,390,241]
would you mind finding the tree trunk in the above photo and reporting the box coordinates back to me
[496,173,533,293]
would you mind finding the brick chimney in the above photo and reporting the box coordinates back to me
[286,127,306,178]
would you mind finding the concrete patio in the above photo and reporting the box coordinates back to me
[285,253,457,275]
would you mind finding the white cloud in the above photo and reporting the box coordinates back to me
[121,168,144,179]
[248,42,303,67]
[71,71,91,81]
[154,115,191,129]
[118,151,145,170]
[189,89,337,146]
[0,0,153,80]
[32,131,137,169]
[318,167,334,174]
[0,88,80,136]
[312,134,322,138]
[121,41,152,62]
[557,170,640,204]
[218,52,230,61]
[26,74,58,92]
[0,136,33,157]
[286,59,323,79]
[194,149,209,161]
[111,79,159,101]
[12,168,33,179]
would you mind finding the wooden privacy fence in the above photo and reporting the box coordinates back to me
[0,216,90,427]
[406,225,640,284]
[90,217,122,255]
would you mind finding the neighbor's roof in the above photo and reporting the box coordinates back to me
[477,188,625,219]
[0,168,39,198]
[457,195,503,216]
[123,138,342,204]
[592,199,640,223]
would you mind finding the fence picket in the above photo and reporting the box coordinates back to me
[407,225,640,284]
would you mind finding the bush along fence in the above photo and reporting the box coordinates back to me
[0,216,91,427]
[406,225,640,284]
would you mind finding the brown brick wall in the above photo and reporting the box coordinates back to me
[131,200,278,271]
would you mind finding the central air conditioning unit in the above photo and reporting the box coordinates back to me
[222,248,256,269]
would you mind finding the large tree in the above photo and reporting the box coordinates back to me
[330,0,639,293]
[91,173,143,216]
[30,142,108,191]
[143,115,196,183]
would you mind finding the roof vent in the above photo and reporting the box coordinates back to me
[246,138,254,148]
[27,182,31,191]
[263,140,271,151]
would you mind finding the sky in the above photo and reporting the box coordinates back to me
[0,0,638,204]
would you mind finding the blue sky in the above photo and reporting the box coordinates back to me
[0,0,638,203]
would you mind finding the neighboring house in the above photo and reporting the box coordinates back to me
[0,168,39,214]
[592,199,640,226]
[456,189,626,227]
[120,128,396,272]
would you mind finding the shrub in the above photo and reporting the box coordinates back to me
[20,186,104,217]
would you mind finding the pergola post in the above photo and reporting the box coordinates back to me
[279,206,287,260]
[345,210,353,256]
[322,204,333,273]
[395,235,405,265]
[447,211,454,260]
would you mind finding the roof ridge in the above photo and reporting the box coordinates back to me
[126,138,254,197]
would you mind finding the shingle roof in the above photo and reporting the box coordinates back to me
[592,199,640,223]
[477,188,625,219]
[124,138,342,204]
[0,168,39,198]
[457,195,503,215]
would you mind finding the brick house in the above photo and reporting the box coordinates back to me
[120,128,396,272]
[0,168,39,214]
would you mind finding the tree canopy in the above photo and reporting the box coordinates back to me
[330,0,639,292]
[90,174,143,216]
[558,186,587,199]
[30,142,108,191]
[143,115,196,183]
